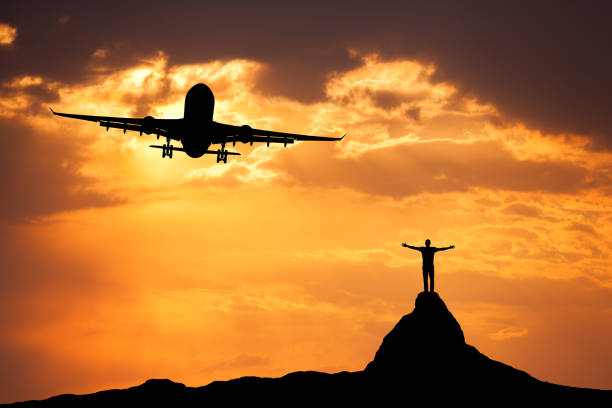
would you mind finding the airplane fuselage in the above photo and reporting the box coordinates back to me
[180,83,215,158]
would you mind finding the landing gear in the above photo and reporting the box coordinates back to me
[215,143,229,163]
[161,137,173,159]
[216,149,228,163]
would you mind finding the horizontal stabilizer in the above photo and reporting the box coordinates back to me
[149,146,241,156]
[204,150,241,156]
[149,145,186,151]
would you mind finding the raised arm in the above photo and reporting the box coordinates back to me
[436,245,455,251]
[402,243,421,250]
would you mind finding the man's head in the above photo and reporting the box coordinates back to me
[425,239,431,247]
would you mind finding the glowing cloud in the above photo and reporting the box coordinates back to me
[0,23,17,45]
[489,327,529,341]
[2,50,612,403]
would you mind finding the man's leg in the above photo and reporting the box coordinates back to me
[422,269,428,292]
[429,269,435,292]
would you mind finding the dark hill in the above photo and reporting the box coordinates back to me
[5,292,610,406]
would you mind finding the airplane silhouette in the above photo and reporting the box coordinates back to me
[51,83,344,163]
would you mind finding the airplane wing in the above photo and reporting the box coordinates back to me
[246,127,345,141]
[211,122,345,146]
[50,108,181,140]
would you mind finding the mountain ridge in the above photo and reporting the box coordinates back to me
[5,291,611,406]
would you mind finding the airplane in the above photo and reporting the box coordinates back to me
[51,83,345,163]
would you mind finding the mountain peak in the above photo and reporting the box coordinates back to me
[365,291,465,374]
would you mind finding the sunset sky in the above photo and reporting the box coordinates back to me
[2,1,612,403]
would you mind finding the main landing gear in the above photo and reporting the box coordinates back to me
[216,148,228,163]
[215,143,229,163]
[161,137,173,159]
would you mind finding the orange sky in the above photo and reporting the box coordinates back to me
[2,22,612,402]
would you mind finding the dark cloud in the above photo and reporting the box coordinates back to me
[404,107,421,122]
[0,82,61,115]
[371,91,404,110]
[119,77,174,117]
[265,140,608,197]
[2,1,612,145]
[0,117,119,221]
[566,221,599,236]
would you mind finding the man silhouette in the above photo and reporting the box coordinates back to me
[402,239,454,292]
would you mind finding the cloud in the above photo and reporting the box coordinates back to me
[266,139,596,197]
[0,76,60,116]
[501,203,542,218]
[2,15,612,400]
[489,327,528,341]
[566,222,599,237]
[0,23,17,45]
[2,2,612,147]
[0,117,119,221]
[2,48,611,221]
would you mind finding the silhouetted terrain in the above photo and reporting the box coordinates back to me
[5,292,610,406]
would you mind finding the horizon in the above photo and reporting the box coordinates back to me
[2,1,612,403]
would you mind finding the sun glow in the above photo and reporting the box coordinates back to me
[2,49,612,404]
